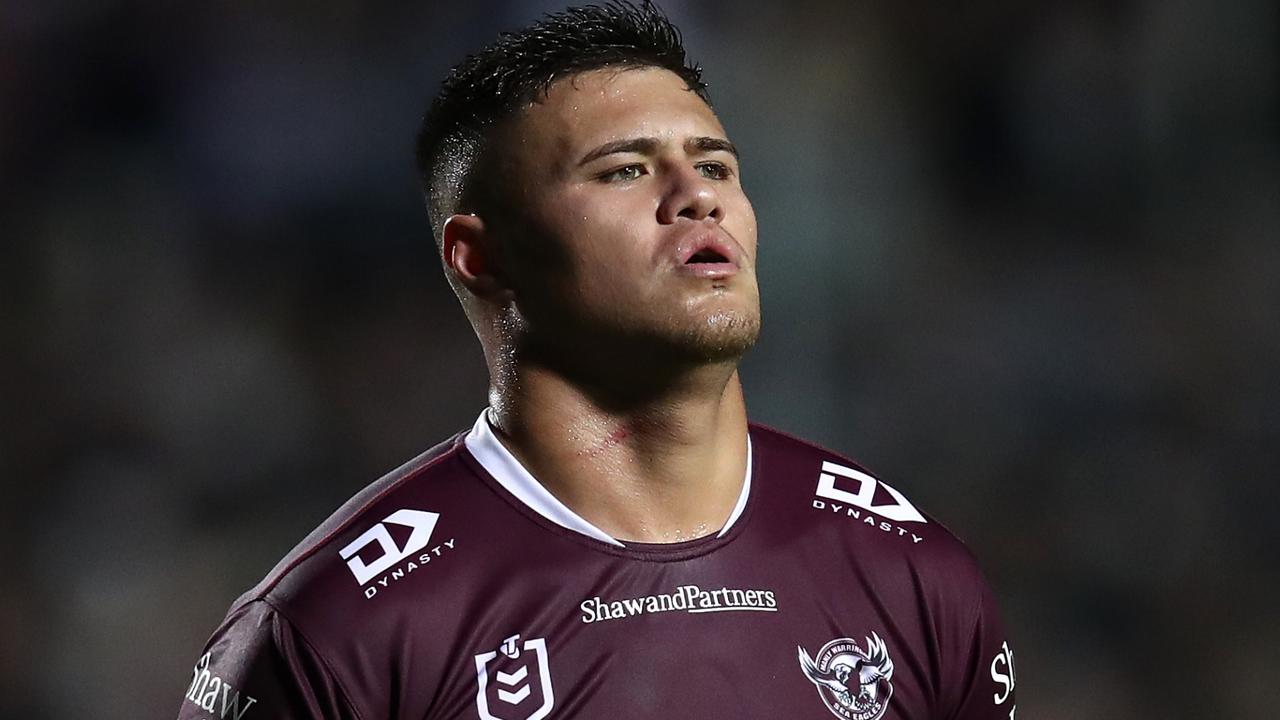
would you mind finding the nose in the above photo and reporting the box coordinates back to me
[656,164,722,224]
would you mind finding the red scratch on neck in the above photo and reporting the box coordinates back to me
[578,426,630,458]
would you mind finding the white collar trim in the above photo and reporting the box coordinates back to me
[463,409,752,548]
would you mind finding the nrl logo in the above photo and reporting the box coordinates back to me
[474,634,554,720]
[798,632,895,720]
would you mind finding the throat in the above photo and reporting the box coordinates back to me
[489,371,751,545]
[564,456,747,544]
[629,521,714,545]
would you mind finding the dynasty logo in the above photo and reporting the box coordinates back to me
[798,633,895,720]
[338,508,457,599]
[811,461,926,544]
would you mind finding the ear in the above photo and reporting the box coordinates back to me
[442,213,514,301]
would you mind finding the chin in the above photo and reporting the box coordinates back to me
[674,309,761,363]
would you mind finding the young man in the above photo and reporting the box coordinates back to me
[178,4,1016,719]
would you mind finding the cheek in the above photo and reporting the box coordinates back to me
[729,194,759,257]
[557,193,654,263]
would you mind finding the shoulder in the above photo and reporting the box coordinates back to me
[230,430,476,618]
[747,422,990,593]
[179,598,360,719]
[190,428,502,718]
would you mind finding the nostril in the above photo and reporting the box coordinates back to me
[665,183,722,223]
[677,206,701,220]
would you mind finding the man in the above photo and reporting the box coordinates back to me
[178,3,1017,719]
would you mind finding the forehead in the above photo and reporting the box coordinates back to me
[502,67,726,172]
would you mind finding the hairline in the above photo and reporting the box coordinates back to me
[435,63,712,248]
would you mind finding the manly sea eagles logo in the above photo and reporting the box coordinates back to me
[474,634,555,720]
[798,633,895,720]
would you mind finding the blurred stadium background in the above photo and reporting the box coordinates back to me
[2,1,1277,717]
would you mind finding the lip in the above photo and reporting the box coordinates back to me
[673,228,742,279]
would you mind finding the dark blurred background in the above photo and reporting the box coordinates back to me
[3,1,1277,717]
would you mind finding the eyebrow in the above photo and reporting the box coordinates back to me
[577,136,740,166]
[689,136,739,159]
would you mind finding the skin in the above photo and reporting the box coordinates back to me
[442,67,760,542]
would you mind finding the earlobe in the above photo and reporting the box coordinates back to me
[442,214,513,301]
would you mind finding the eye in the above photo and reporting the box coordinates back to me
[599,164,646,183]
[696,162,733,180]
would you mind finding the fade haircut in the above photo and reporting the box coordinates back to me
[415,1,709,250]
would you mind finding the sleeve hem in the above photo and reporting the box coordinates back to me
[257,596,365,720]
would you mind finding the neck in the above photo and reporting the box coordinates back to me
[487,357,750,543]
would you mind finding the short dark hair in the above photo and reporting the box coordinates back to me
[415,1,709,248]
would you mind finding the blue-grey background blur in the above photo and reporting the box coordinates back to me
[3,0,1277,717]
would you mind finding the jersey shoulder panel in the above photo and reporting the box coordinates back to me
[748,422,1017,718]
[231,430,471,614]
[205,430,493,718]
[747,421,988,587]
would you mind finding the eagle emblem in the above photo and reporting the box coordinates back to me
[798,632,895,720]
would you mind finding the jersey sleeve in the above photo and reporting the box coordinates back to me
[176,599,360,720]
[945,578,1018,720]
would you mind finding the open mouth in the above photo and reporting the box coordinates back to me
[685,248,730,264]
[674,229,741,280]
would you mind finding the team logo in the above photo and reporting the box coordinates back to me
[798,633,895,720]
[474,634,555,720]
[816,461,926,523]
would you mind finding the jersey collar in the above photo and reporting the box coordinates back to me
[463,408,752,548]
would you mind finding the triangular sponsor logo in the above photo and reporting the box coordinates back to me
[339,509,440,585]
[816,462,926,523]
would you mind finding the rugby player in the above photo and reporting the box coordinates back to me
[178,3,1016,719]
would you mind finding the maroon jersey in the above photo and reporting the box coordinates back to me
[178,411,1017,720]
